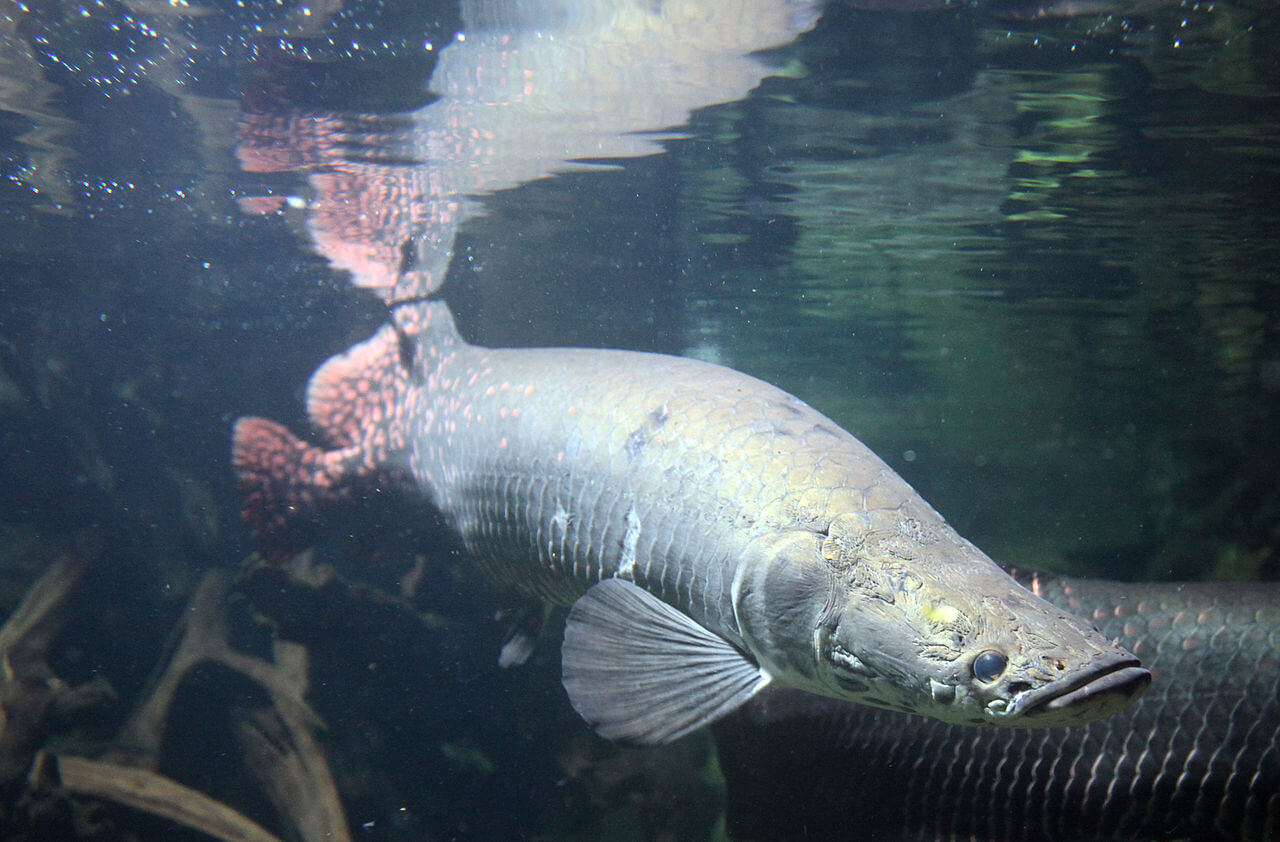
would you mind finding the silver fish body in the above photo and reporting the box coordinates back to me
[234,302,1149,743]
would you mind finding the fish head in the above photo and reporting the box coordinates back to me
[735,511,1150,727]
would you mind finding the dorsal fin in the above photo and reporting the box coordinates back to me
[306,323,410,449]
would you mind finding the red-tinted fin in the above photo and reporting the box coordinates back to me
[306,323,412,450]
[231,417,366,558]
[234,301,458,558]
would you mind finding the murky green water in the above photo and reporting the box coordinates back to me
[1,0,1278,839]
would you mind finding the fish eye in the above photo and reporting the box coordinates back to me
[972,650,1007,684]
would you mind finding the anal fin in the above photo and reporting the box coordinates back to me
[561,578,770,745]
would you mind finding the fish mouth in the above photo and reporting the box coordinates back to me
[1010,654,1151,725]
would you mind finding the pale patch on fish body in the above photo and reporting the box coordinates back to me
[233,302,1148,744]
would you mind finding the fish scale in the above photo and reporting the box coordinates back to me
[411,337,923,635]
[233,300,1151,745]
[418,343,778,635]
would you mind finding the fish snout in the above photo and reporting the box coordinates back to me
[1011,652,1151,725]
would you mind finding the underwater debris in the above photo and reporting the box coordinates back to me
[106,568,322,767]
[1,547,351,842]
[96,566,350,842]
[48,753,285,842]
[0,533,105,784]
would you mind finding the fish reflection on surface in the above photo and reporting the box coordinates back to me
[238,0,822,301]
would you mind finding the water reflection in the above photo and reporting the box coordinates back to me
[238,0,820,302]
[0,0,78,212]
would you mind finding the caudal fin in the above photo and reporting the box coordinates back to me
[232,308,449,558]
[231,417,364,557]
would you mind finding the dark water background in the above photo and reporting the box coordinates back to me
[1,0,1278,839]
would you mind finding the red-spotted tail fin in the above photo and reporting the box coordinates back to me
[231,417,368,557]
[234,320,423,558]
[305,302,460,449]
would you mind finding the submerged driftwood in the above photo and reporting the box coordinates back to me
[0,539,353,842]
[93,563,351,842]
[0,534,105,783]
[0,527,722,842]
[49,753,284,842]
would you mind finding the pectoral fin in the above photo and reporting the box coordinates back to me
[561,578,771,745]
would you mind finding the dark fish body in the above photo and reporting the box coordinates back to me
[720,572,1280,842]
[234,302,1149,744]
